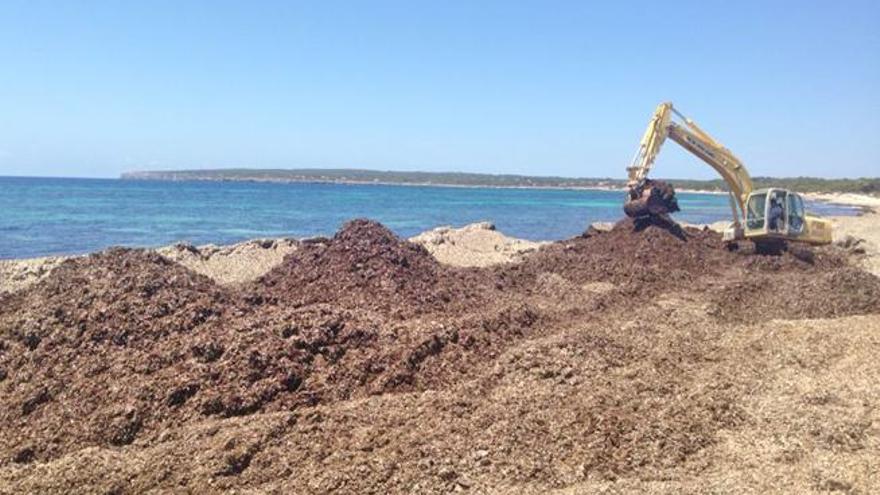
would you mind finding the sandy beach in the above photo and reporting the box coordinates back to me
[1,196,879,494]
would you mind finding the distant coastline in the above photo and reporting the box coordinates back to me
[121,168,629,191]
[121,168,880,195]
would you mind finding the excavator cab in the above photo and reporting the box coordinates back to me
[744,188,806,240]
[741,187,834,248]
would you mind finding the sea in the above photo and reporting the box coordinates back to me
[0,176,860,259]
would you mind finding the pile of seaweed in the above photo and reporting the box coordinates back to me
[1,217,879,488]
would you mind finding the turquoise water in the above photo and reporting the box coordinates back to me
[0,176,858,259]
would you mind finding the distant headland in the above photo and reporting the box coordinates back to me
[121,168,880,195]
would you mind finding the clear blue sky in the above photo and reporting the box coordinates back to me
[0,1,877,179]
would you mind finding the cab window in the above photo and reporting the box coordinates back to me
[787,193,805,234]
[746,193,766,229]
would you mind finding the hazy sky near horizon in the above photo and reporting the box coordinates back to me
[0,1,878,179]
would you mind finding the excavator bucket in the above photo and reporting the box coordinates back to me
[623,179,680,218]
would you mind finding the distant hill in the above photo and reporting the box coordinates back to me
[121,168,880,195]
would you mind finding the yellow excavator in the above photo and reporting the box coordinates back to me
[624,102,832,248]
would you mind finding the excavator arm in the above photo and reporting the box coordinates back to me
[625,102,753,226]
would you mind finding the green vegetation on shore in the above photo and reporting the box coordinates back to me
[670,177,880,195]
[121,168,880,195]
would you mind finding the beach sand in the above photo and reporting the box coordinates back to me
[828,210,880,276]
[155,238,300,285]
[1,239,300,296]
[0,256,66,296]
[1,197,879,494]
[408,221,546,267]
